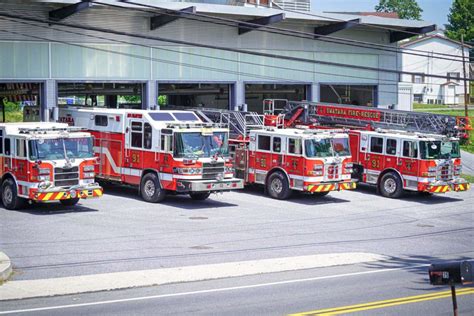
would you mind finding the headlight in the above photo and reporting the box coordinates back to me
[173,167,202,174]
[38,168,50,175]
[83,165,95,172]
[225,166,234,173]
[83,172,95,179]
[345,163,353,169]
[428,167,437,172]
[37,175,50,181]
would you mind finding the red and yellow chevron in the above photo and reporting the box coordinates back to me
[339,182,357,190]
[453,183,470,192]
[307,184,336,193]
[428,185,451,193]
[34,189,103,201]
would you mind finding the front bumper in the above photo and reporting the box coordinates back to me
[424,180,470,193]
[176,178,244,193]
[306,181,357,193]
[30,183,103,202]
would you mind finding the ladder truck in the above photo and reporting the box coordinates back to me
[192,108,357,200]
[59,107,244,202]
[0,123,103,210]
[263,99,470,198]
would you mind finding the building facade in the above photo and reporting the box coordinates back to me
[0,0,435,121]
[399,33,471,106]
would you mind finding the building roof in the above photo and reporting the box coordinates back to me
[400,34,473,49]
[38,0,435,30]
[324,12,400,19]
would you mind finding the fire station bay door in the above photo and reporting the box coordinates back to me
[125,118,145,183]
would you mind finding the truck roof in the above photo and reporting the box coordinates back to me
[0,122,91,139]
[353,129,458,141]
[251,127,348,139]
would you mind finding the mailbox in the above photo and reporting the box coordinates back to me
[429,260,473,285]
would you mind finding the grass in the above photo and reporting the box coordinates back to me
[413,103,449,110]
[461,174,474,184]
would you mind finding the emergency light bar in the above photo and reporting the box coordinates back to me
[18,126,86,134]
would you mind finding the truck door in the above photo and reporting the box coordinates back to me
[125,119,144,183]
[365,135,384,183]
[400,139,419,181]
[286,137,303,180]
[13,139,28,182]
[383,138,399,170]
[271,136,284,169]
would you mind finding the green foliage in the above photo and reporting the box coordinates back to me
[375,0,423,20]
[158,95,168,106]
[0,98,24,122]
[445,0,474,42]
[461,174,474,183]
[413,103,449,109]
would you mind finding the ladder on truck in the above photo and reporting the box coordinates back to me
[265,99,459,136]
[193,108,264,139]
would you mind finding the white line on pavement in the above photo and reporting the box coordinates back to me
[0,264,430,315]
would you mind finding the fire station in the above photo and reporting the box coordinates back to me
[0,0,436,121]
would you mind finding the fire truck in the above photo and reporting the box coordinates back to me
[192,109,356,199]
[263,99,470,198]
[0,123,103,210]
[59,107,244,202]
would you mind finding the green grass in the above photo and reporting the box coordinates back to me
[461,174,474,184]
[413,103,449,110]
[415,109,470,116]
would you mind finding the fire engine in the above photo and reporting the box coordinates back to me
[263,99,470,198]
[192,109,356,199]
[0,123,103,210]
[59,107,244,202]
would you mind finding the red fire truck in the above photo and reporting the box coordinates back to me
[263,99,470,198]
[193,109,356,199]
[0,123,103,210]
[59,108,244,202]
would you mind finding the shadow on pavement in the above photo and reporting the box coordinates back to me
[0,202,99,215]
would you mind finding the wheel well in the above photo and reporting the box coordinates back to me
[377,168,402,185]
[1,173,16,186]
[265,168,290,185]
[139,169,159,193]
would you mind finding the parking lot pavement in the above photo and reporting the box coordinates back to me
[1,182,473,282]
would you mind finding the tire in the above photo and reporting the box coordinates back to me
[313,191,330,197]
[189,192,211,201]
[140,173,166,203]
[266,171,292,200]
[60,198,80,206]
[1,178,25,210]
[378,172,404,198]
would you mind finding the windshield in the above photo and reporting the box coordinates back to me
[174,132,229,158]
[29,137,94,160]
[305,137,351,158]
[420,140,460,159]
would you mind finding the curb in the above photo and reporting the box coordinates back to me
[0,252,12,284]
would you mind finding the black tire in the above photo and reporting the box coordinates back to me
[266,171,292,200]
[313,191,330,197]
[379,172,404,198]
[60,198,80,206]
[140,173,166,203]
[189,192,211,201]
[1,178,25,210]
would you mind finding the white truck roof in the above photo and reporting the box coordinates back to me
[0,122,91,139]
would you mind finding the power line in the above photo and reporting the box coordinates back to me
[0,11,470,83]
[108,0,467,62]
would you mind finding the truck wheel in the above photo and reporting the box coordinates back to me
[1,178,25,210]
[313,191,330,197]
[60,198,80,206]
[140,173,166,203]
[379,172,404,198]
[189,192,211,201]
[266,171,291,200]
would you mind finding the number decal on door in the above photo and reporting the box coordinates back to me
[131,153,140,163]
[371,159,380,169]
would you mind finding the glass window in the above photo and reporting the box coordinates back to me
[174,132,228,158]
[95,115,108,126]
[332,138,351,156]
[402,140,418,158]
[370,137,384,153]
[412,74,424,83]
[288,138,301,155]
[272,137,281,153]
[4,138,11,156]
[173,112,199,121]
[143,123,152,149]
[447,72,460,82]
[305,139,333,158]
[386,138,397,155]
[0,137,3,154]
[258,135,271,151]
[420,141,460,159]
[16,139,26,157]
[149,112,175,121]
[131,121,143,148]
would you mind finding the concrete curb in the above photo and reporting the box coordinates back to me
[0,252,386,301]
[0,252,12,284]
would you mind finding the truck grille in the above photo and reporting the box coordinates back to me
[54,167,79,187]
[437,164,453,181]
[202,162,225,180]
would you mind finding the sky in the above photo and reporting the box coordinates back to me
[312,0,454,28]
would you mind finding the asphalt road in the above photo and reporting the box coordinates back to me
[1,182,473,315]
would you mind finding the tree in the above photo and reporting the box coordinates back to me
[445,0,473,43]
[375,0,423,20]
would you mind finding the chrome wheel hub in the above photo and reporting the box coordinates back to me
[271,178,283,194]
[144,180,156,197]
[384,178,397,194]
[3,187,13,205]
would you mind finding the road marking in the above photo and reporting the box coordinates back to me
[0,252,385,301]
[0,264,429,314]
[290,288,474,315]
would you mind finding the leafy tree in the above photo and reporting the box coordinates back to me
[445,0,473,42]
[375,0,423,20]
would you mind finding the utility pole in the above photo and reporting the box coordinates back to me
[461,34,469,117]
